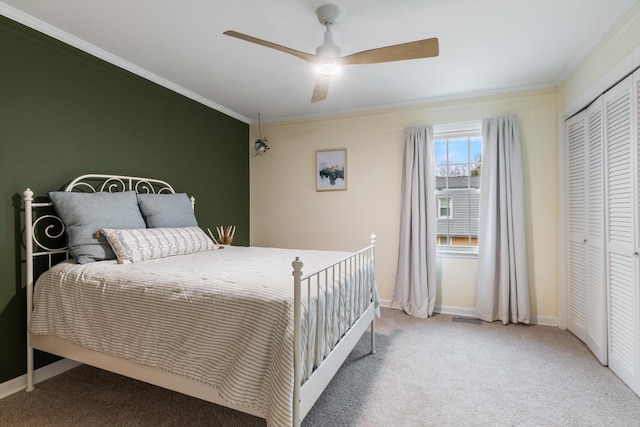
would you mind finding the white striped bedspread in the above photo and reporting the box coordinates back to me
[30,246,378,427]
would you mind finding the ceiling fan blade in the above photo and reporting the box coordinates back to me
[341,37,439,65]
[223,30,319,63]
[311,75,331,103]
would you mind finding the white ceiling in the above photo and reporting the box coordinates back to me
[1,0,637,123]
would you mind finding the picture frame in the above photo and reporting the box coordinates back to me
[317,149,347,191]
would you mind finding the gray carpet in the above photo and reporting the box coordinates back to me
[2,308,640,426]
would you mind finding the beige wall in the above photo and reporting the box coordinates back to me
[250,89,559,324]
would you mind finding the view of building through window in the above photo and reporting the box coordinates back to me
[434,135,481,248]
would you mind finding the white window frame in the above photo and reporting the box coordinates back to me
[434,120,482,257]
[437,196,453,219]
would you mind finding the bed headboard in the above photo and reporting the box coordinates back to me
[22,174,187,277]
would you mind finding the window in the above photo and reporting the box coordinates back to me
[434,121,482,254]
[438,196,452,219]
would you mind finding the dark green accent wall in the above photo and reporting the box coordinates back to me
[0,16,249,383]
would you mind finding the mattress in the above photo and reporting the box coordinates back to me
[29,245,376,426]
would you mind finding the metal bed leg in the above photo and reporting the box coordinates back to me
[370,318,376,355]
[24,188,36,392]
[369,233,377,355]
[26,346,35,392]
[292,257,303,427]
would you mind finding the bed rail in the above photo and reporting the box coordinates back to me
[292,234,377,426]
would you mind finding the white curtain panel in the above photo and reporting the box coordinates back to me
[392,126,437,318]
[475,115,530,324]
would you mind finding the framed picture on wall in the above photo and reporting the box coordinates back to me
[317,149,347,191]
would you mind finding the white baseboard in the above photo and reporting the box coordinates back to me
[0,359,81,400]
[434,305,476,318]
[378,298,392,308]
[529,315,558,327]
[380,300,558,326]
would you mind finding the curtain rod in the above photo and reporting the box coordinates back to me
[383,119,483,135]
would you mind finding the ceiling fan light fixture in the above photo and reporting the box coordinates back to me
[224,3,439,103]
[316,61,342,76]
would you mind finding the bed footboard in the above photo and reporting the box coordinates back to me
[292,234,377,426]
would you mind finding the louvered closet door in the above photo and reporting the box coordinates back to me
[566,101,607,365]
[566,112,589,345]
[604,74,639,395]
[585,98,607,364]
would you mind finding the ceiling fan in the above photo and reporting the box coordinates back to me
[223,4,439,103]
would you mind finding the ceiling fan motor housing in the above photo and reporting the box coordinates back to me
[316,4,340,26]
[315,4,341,59]
[316,28,340,58]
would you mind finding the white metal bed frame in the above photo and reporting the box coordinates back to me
[23,174,377,427]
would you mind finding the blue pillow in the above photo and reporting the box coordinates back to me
[136,193,198,228]
[48,191,146,264]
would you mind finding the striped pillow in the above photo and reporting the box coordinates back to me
[101,227,215,264]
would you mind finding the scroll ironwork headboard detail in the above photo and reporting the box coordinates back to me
[23,191,69,269]
[64,174,176,194]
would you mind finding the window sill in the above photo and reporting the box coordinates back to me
[436,249,478,259]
